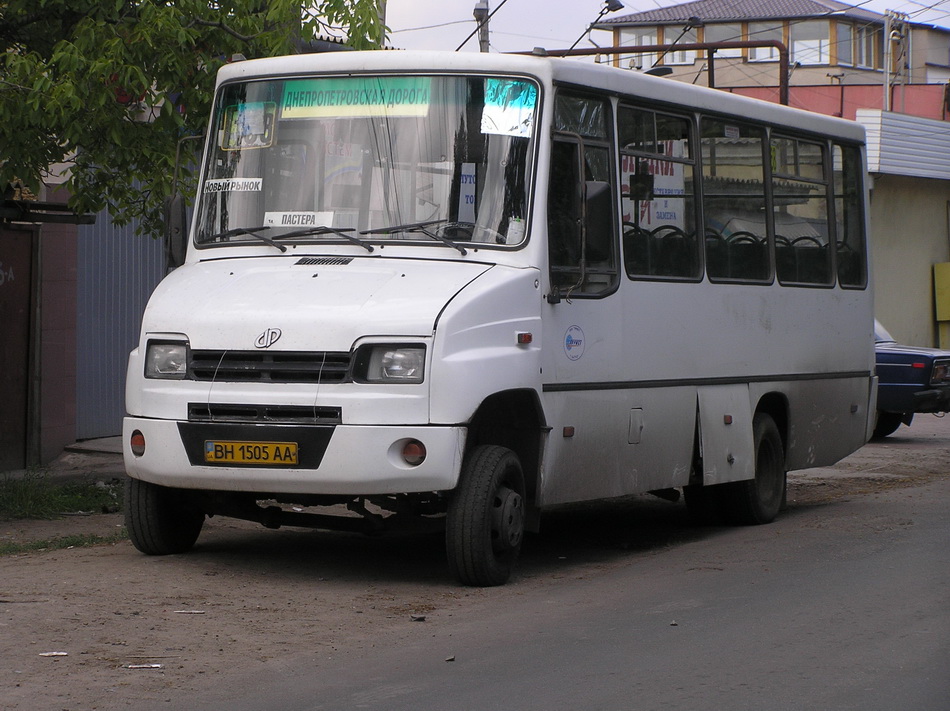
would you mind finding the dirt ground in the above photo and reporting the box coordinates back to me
[2,417,949,710]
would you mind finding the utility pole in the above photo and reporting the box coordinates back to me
[473,1,490,53]
[883,9,909,113]
[378,0,388,47]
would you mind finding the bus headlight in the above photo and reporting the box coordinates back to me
[354,344,425,383]
[145,341,188,379]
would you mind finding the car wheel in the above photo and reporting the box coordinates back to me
[872,411,905,439]
[125,477,205,555]
[446,445,525,587]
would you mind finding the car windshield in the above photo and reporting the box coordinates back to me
[874,320,896,343]
[194,74,538,250]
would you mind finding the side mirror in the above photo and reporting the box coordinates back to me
[584,180,613,262]
[165,134,203,270]
[164,193,187,269]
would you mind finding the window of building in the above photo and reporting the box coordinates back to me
[701,119,770,281]
[619,105,698,279]
[748,22,783,62]
[663,27,697,65]
[703,23,743,57]
[791,20,830,65]
[856,25,882,68]
[837,23,854,66]
[620,27,658,69]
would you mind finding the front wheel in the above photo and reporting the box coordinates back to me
[125,477,205,555]
[446,445,526,587]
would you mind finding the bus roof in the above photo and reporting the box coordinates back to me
[216,50,865,144]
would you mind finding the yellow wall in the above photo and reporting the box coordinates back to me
[869,173,950,346]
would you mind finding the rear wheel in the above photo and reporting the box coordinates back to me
[125,477,205,555]
[446,445,525,587]
[720,413,786,525]
[872,411,905,439]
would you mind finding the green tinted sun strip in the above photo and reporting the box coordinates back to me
[281,77,432,118]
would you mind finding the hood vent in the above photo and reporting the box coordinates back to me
[295,256,353,266]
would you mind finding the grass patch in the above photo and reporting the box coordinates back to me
[0,530,128,556]
[0,471,122,520]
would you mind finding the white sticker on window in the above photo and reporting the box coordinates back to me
[263,211,334,227]
[204,178,262,194]
[457,162,476,223]
[481,79,537,138]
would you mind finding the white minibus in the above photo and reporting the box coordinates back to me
[124,50,875,586]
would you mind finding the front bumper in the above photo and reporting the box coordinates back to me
[123,417,465,495]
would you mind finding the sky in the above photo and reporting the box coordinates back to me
[383,0,950,53]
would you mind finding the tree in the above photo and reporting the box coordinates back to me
[0,0,386,237]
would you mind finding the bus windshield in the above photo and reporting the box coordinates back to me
[194,74,538,250]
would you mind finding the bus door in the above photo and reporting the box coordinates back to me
[540,92,628,505]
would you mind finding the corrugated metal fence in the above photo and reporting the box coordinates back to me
[76,213,164,439]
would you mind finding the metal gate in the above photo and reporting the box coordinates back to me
[76,214,163,439]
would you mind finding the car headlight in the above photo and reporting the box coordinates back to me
[145,341,188,379]
[354,344,425,384]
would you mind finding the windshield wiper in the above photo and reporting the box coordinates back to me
[360,219,467,255]
[276,226,374,253]
[209,225,287,253]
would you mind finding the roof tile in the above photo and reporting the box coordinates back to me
[599,0,884,26]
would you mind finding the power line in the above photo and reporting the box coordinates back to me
[390,20,472,34]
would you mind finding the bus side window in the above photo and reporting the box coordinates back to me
[618,105,698,280]
[701,119,771,282]
[833,143,867,288]
[771,135,832,286]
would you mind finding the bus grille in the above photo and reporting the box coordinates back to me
[188,351,351,383]
[188,403,342,425]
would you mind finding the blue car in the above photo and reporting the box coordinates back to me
[874,321,950,438]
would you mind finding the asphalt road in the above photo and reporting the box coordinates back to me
[156,418,950,711]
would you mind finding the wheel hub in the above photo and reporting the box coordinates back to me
[492,485,524,552]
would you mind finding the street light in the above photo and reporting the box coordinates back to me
[568,0,625,51]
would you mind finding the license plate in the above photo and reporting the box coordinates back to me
[204,440,298,465]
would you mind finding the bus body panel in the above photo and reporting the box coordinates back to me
[429,266,543,425]
[698,385,755,486]
[538,386,697,506]
[123,417,464,495]
[773,375,873,471]
[134,256,490,353]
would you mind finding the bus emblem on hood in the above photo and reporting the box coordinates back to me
[255,328,282,349]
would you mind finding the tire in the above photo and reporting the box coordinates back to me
[125,477,205,555]
[720,413,786,526]
[446,445,526,587]
[872,411,905,439]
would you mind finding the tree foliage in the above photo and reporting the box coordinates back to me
[0,0,385,236]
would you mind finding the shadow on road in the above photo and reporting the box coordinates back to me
[173,492,780,586]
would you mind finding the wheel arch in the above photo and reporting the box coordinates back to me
[754,391,789,467]
[465,388,546,513]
